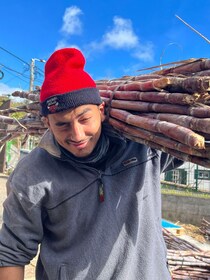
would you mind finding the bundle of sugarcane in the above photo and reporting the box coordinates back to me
[0,91,45,148]
[168,250,210,279]
[163,228,201,252]
[1,58,210,167]
[96,58,210,168]
[199,218,210,239]
[163,227,210,278]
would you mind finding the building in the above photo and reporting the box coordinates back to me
[162,162,210,193]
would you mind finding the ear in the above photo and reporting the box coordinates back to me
[41,116,50,129]
[99,102,106,122]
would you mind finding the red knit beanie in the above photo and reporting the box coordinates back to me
[40,48,102,116]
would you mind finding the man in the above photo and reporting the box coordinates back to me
[0,48,182,279]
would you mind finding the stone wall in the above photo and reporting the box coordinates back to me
[162,193,210,226]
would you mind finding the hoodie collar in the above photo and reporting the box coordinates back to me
[38,129,61,158]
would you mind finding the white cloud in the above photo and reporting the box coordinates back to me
[0,83,22,97]
[86,16,154,62]
[56,8,154,62]
[54,40,81,51]
[132,42,154,62]
[55,40,68,50]
[102,17,139,49]
[61,6,83,36]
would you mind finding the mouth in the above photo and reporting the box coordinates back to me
[65,139,89,149]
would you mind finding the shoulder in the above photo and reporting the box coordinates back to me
[125,140,183,169]
[7,147,55,195]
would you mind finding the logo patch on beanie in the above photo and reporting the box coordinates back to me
[46,96,59,113]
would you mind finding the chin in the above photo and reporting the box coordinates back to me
[71,148,93,158]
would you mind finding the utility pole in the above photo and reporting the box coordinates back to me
[29,58,45,92]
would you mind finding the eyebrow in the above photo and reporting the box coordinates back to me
[77,107,92,118]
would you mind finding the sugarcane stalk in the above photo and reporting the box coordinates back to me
[0,133,22,147]
[98,76,210,93]
[20,134,29,146]
[110,108,205,149]
[0,115,22,125]
[194,70,210,77]
[199,218,210,239]
[163,228,201,251]
[96,74,163,85]
[202,218,210,226]
[97,77,170,91]
[18,102,40,110]
[12,91,40,101]
[195,92,210,104]
[140,113,210,134]
[0,116,45,128]
[0,108,38,116]
[160,146,210,168]
[168,260,208,266]
[167,76,210,93]
[109,99,210,118]
[154,58,210,75]
[99,90,196,105]
[0,127,45,135]
[117,132,210,168]
[109,117,210,157]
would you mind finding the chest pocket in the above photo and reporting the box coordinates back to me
[122,157,138,166]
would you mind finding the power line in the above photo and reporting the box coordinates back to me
[0,45,30,66]
[0,45,45,89]
[0,67,29,86]
[0,62,43,87]
[0,63,30,79]
[0,70,4,80]
[0,45,45,74]
[175,15,210,44]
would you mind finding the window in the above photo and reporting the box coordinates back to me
[164,169,187,184]
[195,170,210,180]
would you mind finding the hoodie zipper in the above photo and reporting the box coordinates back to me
[58,157,106,203]
[98,172,105,203]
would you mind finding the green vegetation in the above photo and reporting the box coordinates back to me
[10,100,26,119]
[161,186,210,199]
[0,96,9,106]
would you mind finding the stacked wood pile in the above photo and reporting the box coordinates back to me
[1,58,210,169]
[163,228,210,279]
[97,58,210,168]
[0,90,44,148]
[163,228,201,252]
[200,218,210,240]
[168,250,210,279]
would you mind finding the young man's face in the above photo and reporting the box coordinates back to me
[45,103,106,158]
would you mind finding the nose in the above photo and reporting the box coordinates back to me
[70,123,85,142]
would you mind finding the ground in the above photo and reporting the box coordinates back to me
[181,223,207,243]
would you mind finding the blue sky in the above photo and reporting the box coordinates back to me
[1,0,210,96]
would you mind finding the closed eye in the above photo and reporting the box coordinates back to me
[80,117,91,123]
[56,122,70,127]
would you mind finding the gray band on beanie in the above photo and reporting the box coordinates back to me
[40,88,102,116]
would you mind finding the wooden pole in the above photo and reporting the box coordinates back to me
[0,99,11,173]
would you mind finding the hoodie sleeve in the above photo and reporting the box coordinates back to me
[0,174,44,267]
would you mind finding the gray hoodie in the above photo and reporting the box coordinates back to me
[0,128,182,279]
